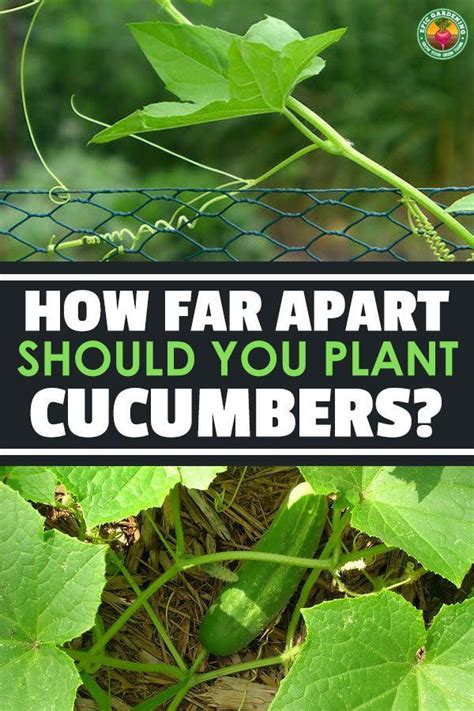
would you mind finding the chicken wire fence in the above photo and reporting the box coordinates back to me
[0,186,473,263]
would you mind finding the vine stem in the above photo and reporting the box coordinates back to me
[167,647,299,710]
[132,681,189,711]
[197,144,320,214]
[79,672,112,711]
[383,566,427,590]
[170,485,186,558]
[167,649,207,711]
[196,646,300,685]
[108,549,187,671]
[285,96,474,247]
[167,681,192,710]
[144,509,178,561]
[246,144,320,186]
[339,543,393,564]
[215,465,248,512]
[330,505,343,566]
[68,650,185,681]
[167,143,319,229]
[285,508,351,652]
[155,0,192,25]
[190,648,208,674]
[285,537,394,654]
[125,0,474,250]
[85,550,335,659]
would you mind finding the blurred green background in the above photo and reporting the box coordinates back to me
[1,0,473,190]
[0,0,473,262]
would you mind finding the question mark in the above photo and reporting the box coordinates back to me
[414,389,443,438]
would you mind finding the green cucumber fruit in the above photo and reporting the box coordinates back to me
[199,482,327,656]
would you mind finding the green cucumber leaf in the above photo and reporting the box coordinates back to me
[446,193,474,213]
[0,465,57,504]
[227,33,335,109]
[130,23,236,103]
[299,465,363,506]
[91,20,345,142]
[271,591,474,710]
[244,15,345,52]
[0,484,107,711]
[43,466,224,527]
[300,466,474,586]
[177,465,224,489]
[245,16,303,49]
[227,39,290,110]
[91,96,274,142]
[229,24,346,105]
[242,21,345,84]
[52,466,179,527]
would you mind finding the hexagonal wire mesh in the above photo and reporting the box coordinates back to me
[0,186,473,263]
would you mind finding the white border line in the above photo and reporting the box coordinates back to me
[2,271,471,456]
[1,274,473,282]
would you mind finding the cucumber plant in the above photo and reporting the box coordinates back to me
[1,3,473,709]
[83,0,473,252]
[3,0,473,257]
[1,464,473,710]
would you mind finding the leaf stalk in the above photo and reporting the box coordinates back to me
[84,549,335,660]
[154,0,192,25]
[286,96,474,247]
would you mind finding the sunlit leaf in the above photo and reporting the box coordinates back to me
[300,466,474,586]
[130,23,236,102]
[0,466,57,504]
[446,193,474,213]
[0,484,106,711]
[271,591,474,710]
[91,20,345,142]
[40,466,224,527]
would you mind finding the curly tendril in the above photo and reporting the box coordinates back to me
[46,143,319,260]
[403,197,455,262]
[6,0,323,260]
[0,1,39,15]
[70,96,246,183]
[18,0,71,202]
[47,213,196,260]
[5,0,247,212]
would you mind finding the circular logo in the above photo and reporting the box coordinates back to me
[417,8,468,59]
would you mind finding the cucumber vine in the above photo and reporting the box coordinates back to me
[2,465,472,710]
[97,0,473,250]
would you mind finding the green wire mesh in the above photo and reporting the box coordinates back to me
[1,186,473,262]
